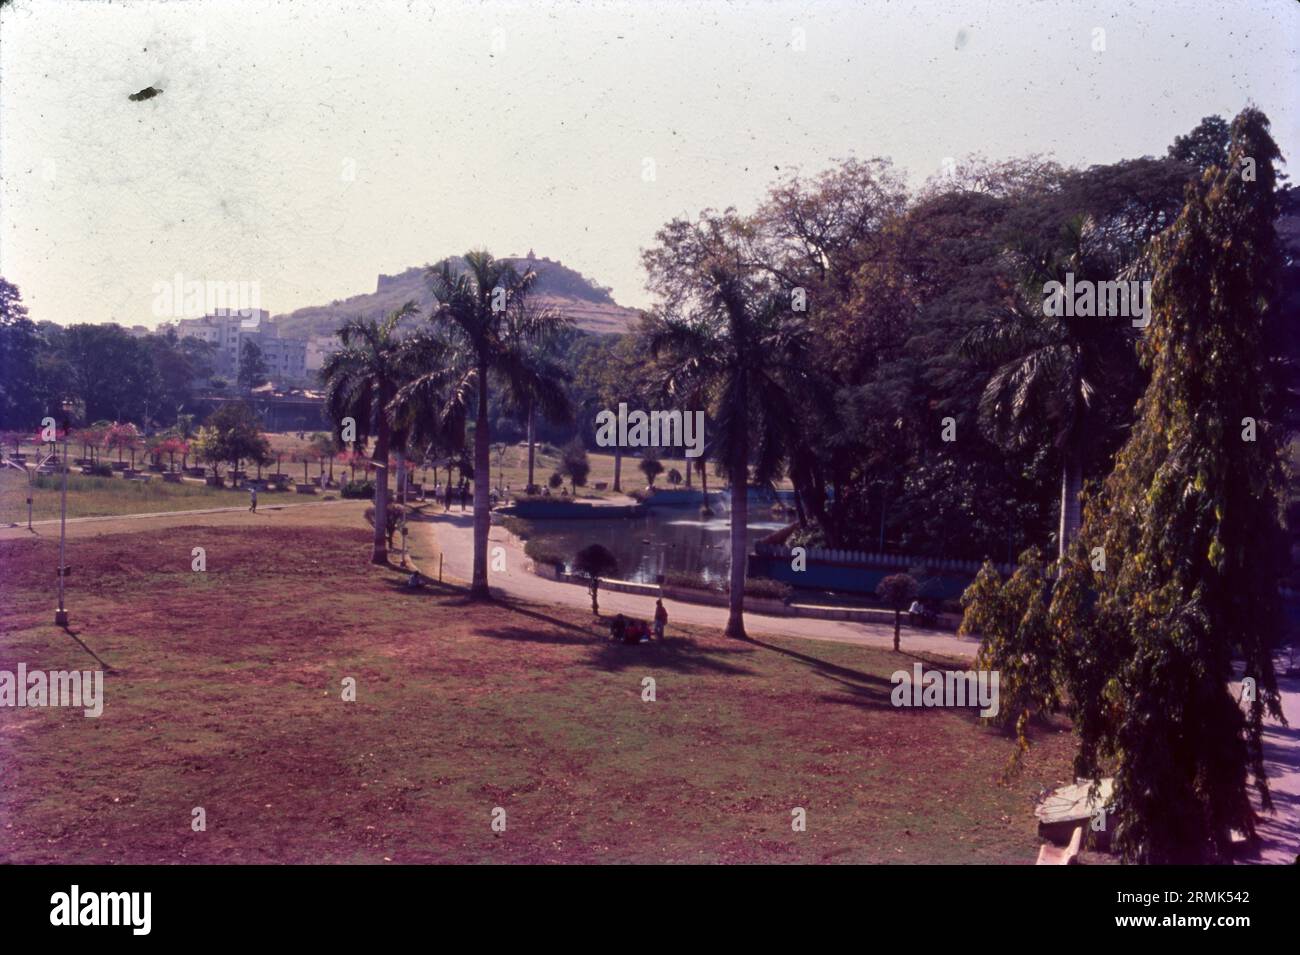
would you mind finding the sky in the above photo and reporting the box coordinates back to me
[1,0,1297,327]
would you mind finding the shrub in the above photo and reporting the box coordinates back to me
[523,537,565,571]
[560,439,590,492]
[341,480,374,499]
[664,569,713,591]
[877,573,920,652]
[573,543,619,614]
[663,571,792,602]
[638,456,664,487]
[498,515,531,540]
[363,503,404,544]
[85,462,113,477]
[742,577,794,601]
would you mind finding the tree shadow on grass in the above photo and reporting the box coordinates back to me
[467,597,756,676]
[492,595,598,637]
[744,636,955,712]
[584,634,755,676]
[470,624,592,648]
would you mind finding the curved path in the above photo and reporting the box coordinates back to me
[410,506,982,660]
[412,506,1299,865]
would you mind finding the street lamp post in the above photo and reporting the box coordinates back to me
[54,400,72,627]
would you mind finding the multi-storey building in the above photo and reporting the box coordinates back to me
[176,308,308,386]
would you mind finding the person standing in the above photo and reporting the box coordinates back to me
[654,599,668,641]
[248,484,258,513]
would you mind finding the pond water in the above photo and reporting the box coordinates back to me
[526,492,794,584]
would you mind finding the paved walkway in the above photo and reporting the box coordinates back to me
[1247,664,1300,864]
[413,505,1299,865]
[411,506,982,660]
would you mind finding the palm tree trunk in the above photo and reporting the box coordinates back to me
[371,422,390,565]
[725,435,748,640]
[526,401,536,492]
[613,447,622,493]
[1058,453,1083,561]
[684,457,692,488]
[471,362,491,597]
[728,405,748,641]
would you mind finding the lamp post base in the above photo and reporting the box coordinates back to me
[54,609,69,627]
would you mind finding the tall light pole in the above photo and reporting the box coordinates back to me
[54,399,72,627]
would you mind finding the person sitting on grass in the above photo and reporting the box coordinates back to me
[626,619,649,644]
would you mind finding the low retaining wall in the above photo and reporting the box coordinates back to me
[498,500,644,519]
[529,560,958,629]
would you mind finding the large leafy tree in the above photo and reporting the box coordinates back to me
[238,339,270,391]
[1050,108,1287,863]
[197,402,270,481]
[1167,115,1231,173]
[425,251,570,597]
[48,323,162,425]
[0,278,50,429]
[322,303,419,564]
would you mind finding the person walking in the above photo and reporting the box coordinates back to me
[443,482,453,512]
[654,599,668,641]
[248,484,258,513]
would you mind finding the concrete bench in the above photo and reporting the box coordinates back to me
[1036,825,1083,865]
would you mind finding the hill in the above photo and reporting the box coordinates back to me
[272,254,641,339]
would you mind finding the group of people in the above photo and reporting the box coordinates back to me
[608,599,669,645]
[435,481,470,512]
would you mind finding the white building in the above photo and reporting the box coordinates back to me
[176,308,307,385]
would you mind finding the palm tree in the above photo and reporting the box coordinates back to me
[322,302,418,564]
[422,251,571,597]
[643,311,719,513]
[500,302,572,494]
[390,328,461,498]
[961,216,1139,561]
[649,265,810,638]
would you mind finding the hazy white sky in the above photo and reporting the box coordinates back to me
[1,0,1296,326]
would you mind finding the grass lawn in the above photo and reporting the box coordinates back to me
[0,519,1077,863]
[0,468,258,524]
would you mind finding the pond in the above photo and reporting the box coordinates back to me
[522,492,795,585]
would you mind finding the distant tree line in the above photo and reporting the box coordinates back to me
[0,299,221,431]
